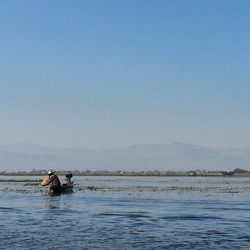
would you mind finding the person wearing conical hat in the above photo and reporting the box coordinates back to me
[41,170,61,194]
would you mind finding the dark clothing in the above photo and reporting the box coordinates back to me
[47,174,61,188]
[49,186,61,195]
[47,174,61,195]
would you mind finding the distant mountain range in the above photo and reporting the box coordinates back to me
[0,142,250,171]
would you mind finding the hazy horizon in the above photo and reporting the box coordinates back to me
[1,142,250,172]
[0,141,250,151]
[1,1,250,150]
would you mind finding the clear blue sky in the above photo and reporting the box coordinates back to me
[0,0,250,149]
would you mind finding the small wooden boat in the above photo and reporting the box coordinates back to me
[60,183,74,193]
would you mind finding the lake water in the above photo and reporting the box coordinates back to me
[1,176,250,249]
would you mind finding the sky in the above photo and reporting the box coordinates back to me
[0,0,250,149]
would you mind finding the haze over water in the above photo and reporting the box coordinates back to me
[1,1,250,249]
[1,176,250,249]
[0,1,250,150]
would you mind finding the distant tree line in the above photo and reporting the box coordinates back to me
[0,168,249,176]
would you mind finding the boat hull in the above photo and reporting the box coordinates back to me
[49,184,74,195]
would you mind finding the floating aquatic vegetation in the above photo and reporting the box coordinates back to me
[0,179,42,183]
[0,176,246,197]
[23,182,41,186]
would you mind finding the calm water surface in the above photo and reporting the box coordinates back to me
[1,176,250,249]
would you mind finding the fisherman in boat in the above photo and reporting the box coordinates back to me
[41,170,61,195]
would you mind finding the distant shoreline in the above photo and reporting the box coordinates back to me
[1,168,250,177]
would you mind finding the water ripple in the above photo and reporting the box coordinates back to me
[1,176,250,249]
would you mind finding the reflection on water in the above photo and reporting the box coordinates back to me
[43,195,61,210]
[1,176,250,249]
